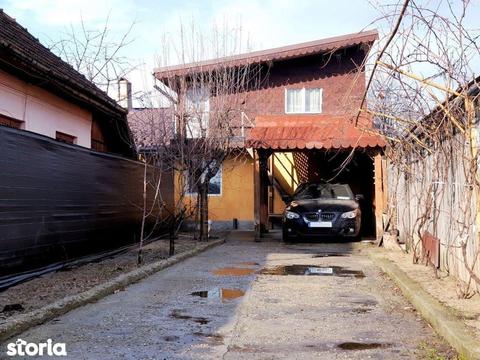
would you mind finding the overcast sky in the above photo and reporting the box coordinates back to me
[1,0,479,105]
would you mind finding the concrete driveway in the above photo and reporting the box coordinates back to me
[2,231,452,359]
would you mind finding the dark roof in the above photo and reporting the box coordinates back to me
[154,29,378,80]
[246,114,386,150]
[0,9,126,118]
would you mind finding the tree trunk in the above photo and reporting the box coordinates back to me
[169,226,175,256]
[199,183,209,241]
[137,161,148,265]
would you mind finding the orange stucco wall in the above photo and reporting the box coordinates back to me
[0,69,92,147]
[209,155,254,221]
[272,186,286,214]
[177,154,254,222]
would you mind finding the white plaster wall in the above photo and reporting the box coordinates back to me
[0,70,92,147]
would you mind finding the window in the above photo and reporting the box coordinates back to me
[55,131,77,145]
[0,114,24,129]
[186,86,210,138]
[185,163,222,196]
[285,88,323,114]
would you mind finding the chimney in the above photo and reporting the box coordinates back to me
[117,78,132,111]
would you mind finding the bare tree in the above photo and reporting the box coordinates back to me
[149,22,263,241]
[49,15,136,94]
[364,0,480,296]
[126,99,194,264]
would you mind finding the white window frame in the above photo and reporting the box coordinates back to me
[284,87,323,114]
[185,164,222,197]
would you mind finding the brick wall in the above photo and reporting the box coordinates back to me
[210,46,367,122]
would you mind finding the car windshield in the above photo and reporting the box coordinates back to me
[293,183,353,200]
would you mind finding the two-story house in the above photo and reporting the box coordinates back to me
[154,30,386,239]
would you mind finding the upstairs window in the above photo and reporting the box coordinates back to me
[56,131,77,145]
[186,86,210,138]
[285,88,323,114]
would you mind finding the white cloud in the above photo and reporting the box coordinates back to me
[0,0,380,101]
[3,0,137,28]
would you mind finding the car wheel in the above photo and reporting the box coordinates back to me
[282,226,294,243]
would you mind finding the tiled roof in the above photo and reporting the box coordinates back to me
[154,30,378,80]
[246,114,386,150]
[0,9,125,116]
[127,107,175,148]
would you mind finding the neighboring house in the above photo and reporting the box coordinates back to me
[127,107,175,150]
[0,10,134,156]
[0,11,145,277]
[154,30,387,238]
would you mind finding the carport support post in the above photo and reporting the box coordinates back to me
[254,149,269,241]
[374,151,385,241]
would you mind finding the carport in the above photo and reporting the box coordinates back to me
[246,114,386,240]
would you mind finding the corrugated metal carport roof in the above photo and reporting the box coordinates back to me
[246,115,386,150]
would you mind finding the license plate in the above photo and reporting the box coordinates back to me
[308,267,333,275]
[308,221,332,228]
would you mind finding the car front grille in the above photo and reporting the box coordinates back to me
[303,212,336,222]
[304,213,319,221]
[321,213,335,221]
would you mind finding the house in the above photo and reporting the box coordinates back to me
[0,10,134,156]
[154,30,386,239]
[0,10,148,277]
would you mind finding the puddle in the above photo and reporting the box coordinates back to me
[163,335,180,342]
[352,299,378,307]
[337,342,390,350]
[236,261,260,266]
[348,299,377,314]
[350,308,373,314]
[170,309,210,325]
[2,304,24,313]
[312,253,348,258]
[193,332,224,344]
[191,288,245,301]
[212,267,256,276]
[193,318,210,325]
[258,265,365,278]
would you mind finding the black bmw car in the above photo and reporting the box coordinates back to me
[282,182,362,242]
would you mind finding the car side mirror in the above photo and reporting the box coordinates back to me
[281,194,292,203]
[355,194,365,202]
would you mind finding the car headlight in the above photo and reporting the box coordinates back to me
[285,211,300,219]
[341,210,358,219]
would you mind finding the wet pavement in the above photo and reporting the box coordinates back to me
[1,231,453,359]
